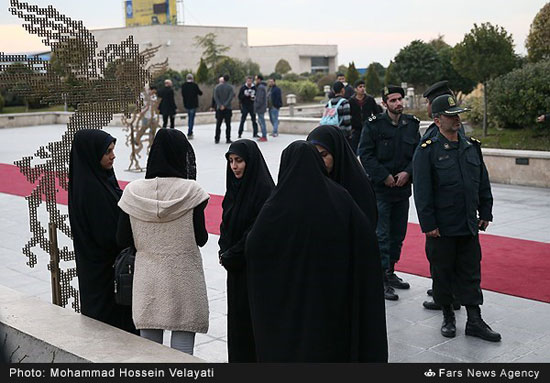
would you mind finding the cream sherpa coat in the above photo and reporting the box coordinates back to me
[118,177,210,333]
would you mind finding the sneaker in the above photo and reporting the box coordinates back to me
[273,133,279,137]
[253,134,259,138]
[226,139,233,144]
[258,137,267,142]
[214,139,220,144]
[187,133,194,140]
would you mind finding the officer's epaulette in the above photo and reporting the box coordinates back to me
[420,138,435,149]
[469,136,482,145]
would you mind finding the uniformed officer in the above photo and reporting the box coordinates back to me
[422,81,465,141]
[358,85,420,301]
[422,81,463,311]
[413,94,501,342]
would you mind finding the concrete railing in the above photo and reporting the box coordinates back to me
[481,148,550,188]
[0,285,204,363]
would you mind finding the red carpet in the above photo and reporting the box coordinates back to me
[1,163,549,302]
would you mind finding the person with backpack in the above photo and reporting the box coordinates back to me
[320,81,351,136]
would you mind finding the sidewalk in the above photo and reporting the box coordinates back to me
[1,123,549,362]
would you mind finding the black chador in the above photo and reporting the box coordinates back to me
[245,141,388,362]
[219,139,275,362]
[68,129,135,333]
[307,124,378,226]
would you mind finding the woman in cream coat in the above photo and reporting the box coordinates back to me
[117,129,209,354]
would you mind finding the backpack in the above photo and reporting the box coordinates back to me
[113,246,136,306]
[320,98,347,129]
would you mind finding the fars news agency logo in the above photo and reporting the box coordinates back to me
[424,369,436,378]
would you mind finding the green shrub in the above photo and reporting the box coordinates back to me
[0,93,4,112]
[488,59,550,129]
[278,80,319,103]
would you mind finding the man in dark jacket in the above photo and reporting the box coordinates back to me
[413,94,501,342]
[267,77,282,137]
[158,79,177,129]
[181,73,203,139]
[213,74,235,144]
[358,85,420,301]
[238,76,259,138]
[254,75,268,142]
[328,73,355,99]
[348,80,379,153]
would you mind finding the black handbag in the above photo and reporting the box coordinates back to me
[114,246,136,306]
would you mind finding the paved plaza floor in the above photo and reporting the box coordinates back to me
[1,123,549,363]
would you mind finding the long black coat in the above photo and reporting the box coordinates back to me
[219,139,275,362]
[158,87,177,115]
[68,129,135,333]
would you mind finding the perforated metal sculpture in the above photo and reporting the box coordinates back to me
[0,0,164,311]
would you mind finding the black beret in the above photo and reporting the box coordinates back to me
[382,85,405,102]
[423,80,453,103]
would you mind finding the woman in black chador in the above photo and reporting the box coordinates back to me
[68,129,135,333]
[219,139,275,362]
[246,141,388,362]
[307,124,378,226]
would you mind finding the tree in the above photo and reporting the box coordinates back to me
[368,62,386,85]
[428,34,451,52]
[437,46,476,95]
[275,59,292,75]
[193,32,230,68]
[453,23,518,136]
[365,63,381,95]
[346,62,360,86]
[195,58,209,83]
[210,57,261,84]
[337,64,348,75]
[393,40,442,89]
[526,2,550,63]
[384,60,401,86]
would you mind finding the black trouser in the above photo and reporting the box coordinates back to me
[426,235,483,306]
[238,104,258,137]
[376,198,409,271]
[348,128,361,154]
[215,109,232,142]
[162,113,175,129]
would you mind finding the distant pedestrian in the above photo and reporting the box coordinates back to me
[320,81,351,136]
[267,77,282,137]
[181,73,203,139]
[348,79,379,153]
[158,79,177,129]
[213,74,235,144]
[328,73,354,99]
[254,75,268,142]
[238,76,259,138]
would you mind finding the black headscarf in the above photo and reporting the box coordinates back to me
[219,139,275,363]
[219,139,275,257]
[307,125,378,225]
[145,128,196,180]
[246,141,387,362]
[68,129,134,332]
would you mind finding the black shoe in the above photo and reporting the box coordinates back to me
[215,139,220,144]
[238,134,242,139]
[187,133,193,140]
[386,272,410,289]
[427,288,433,296]
[423,300,461,310]
[465,319,501,342]
[226,139,233,144]
[253,134,259,138]
[441,307,456,338]
[384,284,399,301]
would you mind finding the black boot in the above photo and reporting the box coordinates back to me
[383,272,399,301]
[441,305,456,338]
[386,264,410,289]
[423,299,461,310]
[465,305,501,342]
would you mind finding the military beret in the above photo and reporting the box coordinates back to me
[431,94,469,116]
[382,85,405,102]
[423,80,453,103]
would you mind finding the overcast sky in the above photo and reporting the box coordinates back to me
[1,0,547,68]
